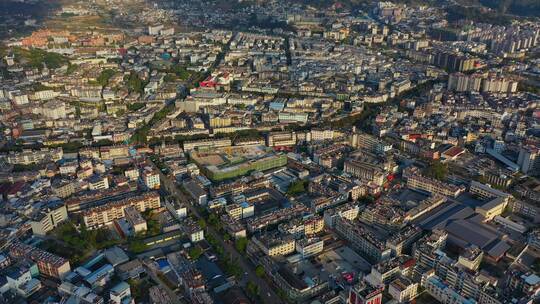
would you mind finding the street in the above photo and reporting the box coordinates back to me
[156,167,283,303]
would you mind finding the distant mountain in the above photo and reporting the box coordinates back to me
[478,0,540,17]
[294,0,539,17]
[0,0,58,19]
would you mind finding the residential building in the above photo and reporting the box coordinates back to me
[29,200,68,235]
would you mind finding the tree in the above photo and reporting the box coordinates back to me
[208,213,219,226]
[286,179,307,196]
[255,265,265,277]
[189,247,203,260]
[235,237,248,253]
[164,74,176,82]
[198,218,207,230]
[129,239,148,253]
[97,69,115,86]
[172,64,191,80]
[222,257,242,278]
[127,72,144,94]
[425,161,448,180]
[127,102,145,112]
[359,195,375,204]
[246,281,260,298]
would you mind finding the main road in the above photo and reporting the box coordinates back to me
[154,162,283,303]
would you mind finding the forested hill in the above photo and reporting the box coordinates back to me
[478,0,540,17]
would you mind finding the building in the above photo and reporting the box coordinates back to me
[9,243,71,279]
[183,180,208,205]
[165,199,188,220]
[30,200,68,236]
[348,283,383,304]
[421,271,477,304]
[278,112,308,124]
[88,175,109,190]
[351,132,391,154]
[295,238,324,258]
[190,146,287,181]
[448,72,518,93]
[388,276,418,303]
[148,24,164,35]
[365,255,413,287]
[407,173,464,197]
[344,159,385,186]
[335,217,392,263]
[209,115,232,128]
[266,131,297,147]
[183,218,204,242]
[252,234,296,257]
[304,216,324,236]
[141,167,160,189]
[52,180,76,198]
[109,281,131,304]
[225,202,255,220]
[183,138,232,152]
[470,181,510,220]
[413,231,504,302]
[124,206,147,233]
[41,100,67,119]
[81,192,161,228]
[116,259,145,280]
[3,148,63,165]
[0,262,41,298]
[58,282,104,304]
[99,145,129,160]
[457,246,483,271]
[517,146,539,175]
[125,168,140,181]
[324,203,360,228]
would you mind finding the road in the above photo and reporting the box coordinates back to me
[156,166,283,303]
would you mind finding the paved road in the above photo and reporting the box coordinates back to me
[156,167,282,303]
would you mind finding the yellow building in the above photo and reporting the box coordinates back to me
[209,116,232,128]
[304,216,324,236]
[253,234,296,257]
[82,192,160,228]
[470,181,510,220]
[388,277,418,303]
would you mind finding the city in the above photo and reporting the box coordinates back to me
[0,0,539,303]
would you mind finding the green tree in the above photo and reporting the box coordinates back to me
[189,247,203,260]
[255,265,265,277]
[224,258,242,278]
[208,213,219,226]
[235,237,248,253]
[127,102,145,111]
[198,218,207,230]
[164,74,176,82]
[127,72,144,94]
[359,195,375,204]
[129,239,148,253]
[246,281,260,298]
[172,64,191,80]
[286,179,307,196]
[97,69,115,86]
[66,63,79,75]
[425,161,448,180]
